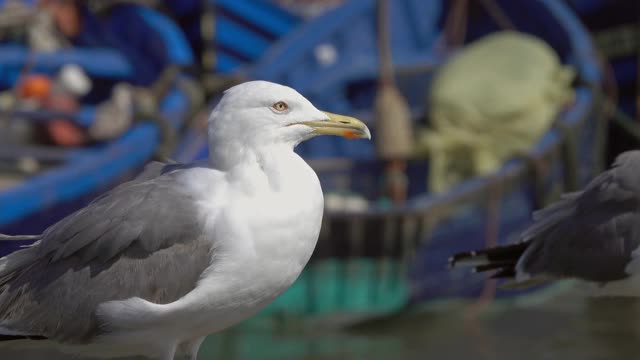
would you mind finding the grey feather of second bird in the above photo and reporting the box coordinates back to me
[516,150,640,282]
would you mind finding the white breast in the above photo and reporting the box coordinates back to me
[176,149,324,335]
[242,151,323,294]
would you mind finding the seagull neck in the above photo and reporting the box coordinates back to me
[208,142,296,173]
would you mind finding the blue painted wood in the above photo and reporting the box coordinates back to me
[216,0,298,38]
[0,46,133,80]
[163,0,301,73]
[216,16,271,60]
[212,0,301,71]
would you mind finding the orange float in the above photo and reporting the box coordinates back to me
[18,74,53,100]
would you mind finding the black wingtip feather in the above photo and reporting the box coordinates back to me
[473,261,514,273]
[450,242,529,266]
[450,242,530,279]
[0,335,48,342]
[490,268,517,279]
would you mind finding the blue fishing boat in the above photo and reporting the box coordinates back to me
[193,0,604,317]
[0,2,200,255]
[0,0,606,319]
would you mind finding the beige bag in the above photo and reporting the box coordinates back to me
[418,31,575,193]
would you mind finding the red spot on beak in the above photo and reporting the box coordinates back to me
[343,130,358,139]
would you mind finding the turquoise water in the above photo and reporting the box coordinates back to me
[11,283,640,359]
[199,284,640,360]
[257,258,409,316]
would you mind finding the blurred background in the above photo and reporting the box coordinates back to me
[0,0,638,359]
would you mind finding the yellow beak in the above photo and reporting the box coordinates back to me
[302,111,371,140]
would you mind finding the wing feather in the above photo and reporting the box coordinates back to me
[0,163,220,343]
[517,151,640,281]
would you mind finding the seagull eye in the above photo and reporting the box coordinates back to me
[272,101,289,112]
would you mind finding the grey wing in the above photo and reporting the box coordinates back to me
[129,160,171,183]
[517,150,640,282]
[133,159,210,184]
[0,167,213,343]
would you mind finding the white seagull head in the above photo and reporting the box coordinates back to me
[208,81,370,154]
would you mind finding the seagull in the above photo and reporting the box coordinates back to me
[450,150,640,296]
[0,81,371,360]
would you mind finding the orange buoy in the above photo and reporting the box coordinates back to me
[18,74,53,100]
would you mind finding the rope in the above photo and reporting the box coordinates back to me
[88,0,159,15]
[138,112,176,162]
[556,121,580,192]
[442,0,516,52]
[376,0,394,87]
[131,65,183,161]
[606,97,640,143]
[466,180,502,317]
[522,154,553,211]
[197,1,249,98]
[442,0,468,49]
[478,0,516,31]
[200,0,217,76]
[593,90,608,174]
[636,12,640,121]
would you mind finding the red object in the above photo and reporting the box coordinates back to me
[47,119,86,146]
[43,93,88,146]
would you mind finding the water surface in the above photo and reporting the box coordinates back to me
[199,284,640,360]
